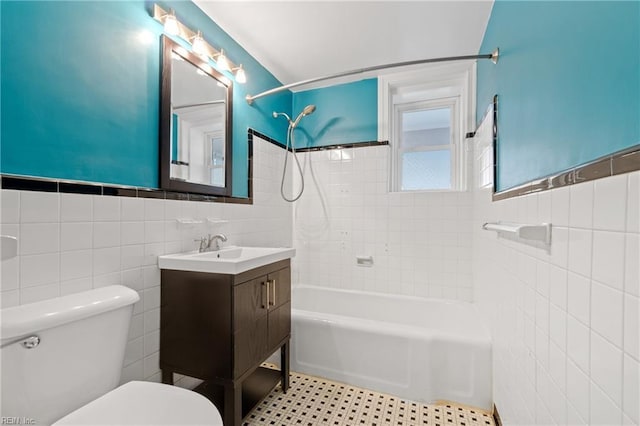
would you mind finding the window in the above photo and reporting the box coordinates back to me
[379,62,475,192]
[394,100,459,190]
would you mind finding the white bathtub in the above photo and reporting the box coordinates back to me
[290,285,493,410]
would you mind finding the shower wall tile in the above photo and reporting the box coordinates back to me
[593,174,627,232]
[0,136,291,385]
[627,172,640,233]
[623,354,639,423]
[624,294,640,360]
[472,115,639,426]
[590,330,623,406]
[292,144,474,301]
[591,281,624,347]
[592,230,626,290]
[625,234,640,297]
[569,181,594,229]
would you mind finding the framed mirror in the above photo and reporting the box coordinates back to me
[160,35,233,196]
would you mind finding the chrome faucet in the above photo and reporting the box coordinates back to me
[208,234,227,251]
[194,234,228,252]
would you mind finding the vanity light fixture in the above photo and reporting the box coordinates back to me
[191,30,206,56]
[163,9,179,35]
[234,65,247,84]
[215,49,231,72]
[152,4,247,84]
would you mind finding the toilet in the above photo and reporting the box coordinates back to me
[0,285,223,426]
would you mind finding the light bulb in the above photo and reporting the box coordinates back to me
[191,30,206,56]
[164,10,179,35]
[235,65,247,83]
[216,49,231,72]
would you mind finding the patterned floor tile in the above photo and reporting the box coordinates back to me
[243,370,495,426]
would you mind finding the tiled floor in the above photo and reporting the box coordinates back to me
[243,370,495,426]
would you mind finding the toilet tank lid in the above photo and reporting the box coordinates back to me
[1,285,139,341]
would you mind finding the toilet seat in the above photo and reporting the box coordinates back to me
[52,381,223,425]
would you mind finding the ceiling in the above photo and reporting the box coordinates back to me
[194,1,494,90]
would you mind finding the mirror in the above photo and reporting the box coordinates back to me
[160,35,233,196]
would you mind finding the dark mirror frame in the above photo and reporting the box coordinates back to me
[159,35,233,196]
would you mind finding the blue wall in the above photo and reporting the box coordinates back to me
[0,1,291,197]
[477,1,640,191]
[291,79,378,148]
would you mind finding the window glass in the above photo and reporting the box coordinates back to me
[401,150,451,190]
[401,108,451,149]
[395,104,454,191]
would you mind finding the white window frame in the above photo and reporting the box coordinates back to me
[379,62,476,192]
[392,97,460,191]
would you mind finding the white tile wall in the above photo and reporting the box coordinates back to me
[0,136,292,385]
[472,112,640,425]
[291,145,474,301]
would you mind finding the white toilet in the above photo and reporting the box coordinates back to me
[0,285,223,426]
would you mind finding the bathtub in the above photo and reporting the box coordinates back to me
[290,285,493,410]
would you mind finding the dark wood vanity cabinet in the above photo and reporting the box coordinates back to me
[160,259,291,426]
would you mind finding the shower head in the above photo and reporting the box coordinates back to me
[292,104,316,128]
[302,105,316,116]
[272,105,316,128]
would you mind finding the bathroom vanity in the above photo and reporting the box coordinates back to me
[159,255,292,426]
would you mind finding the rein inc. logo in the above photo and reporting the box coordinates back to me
[1,418,35,425]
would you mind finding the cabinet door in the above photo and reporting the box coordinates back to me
[234,319,268,377]
[233,278,268,332]
[268,301,291,350]
[160,270,233,380]
[267,267,291,310]
[233,277,269,377]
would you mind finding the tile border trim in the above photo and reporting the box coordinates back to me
[0,173,254,204]
[296,140,389,152]
[0,130,261,204]
[0,131,271,204]
[248,129,389,153]
[475,95,640,201]
[492,143,640,201]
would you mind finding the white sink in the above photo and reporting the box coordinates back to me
[158,246,296,274]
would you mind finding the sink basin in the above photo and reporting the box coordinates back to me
[158,246,296,274]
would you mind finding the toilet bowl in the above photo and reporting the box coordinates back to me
[53,381,222,425]
[0,285,223,426]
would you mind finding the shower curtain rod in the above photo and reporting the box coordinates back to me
[246,48,499,105]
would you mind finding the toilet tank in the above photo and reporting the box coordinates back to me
[1,285,139,426]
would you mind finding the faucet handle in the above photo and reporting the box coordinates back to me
[194,237,208,252]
